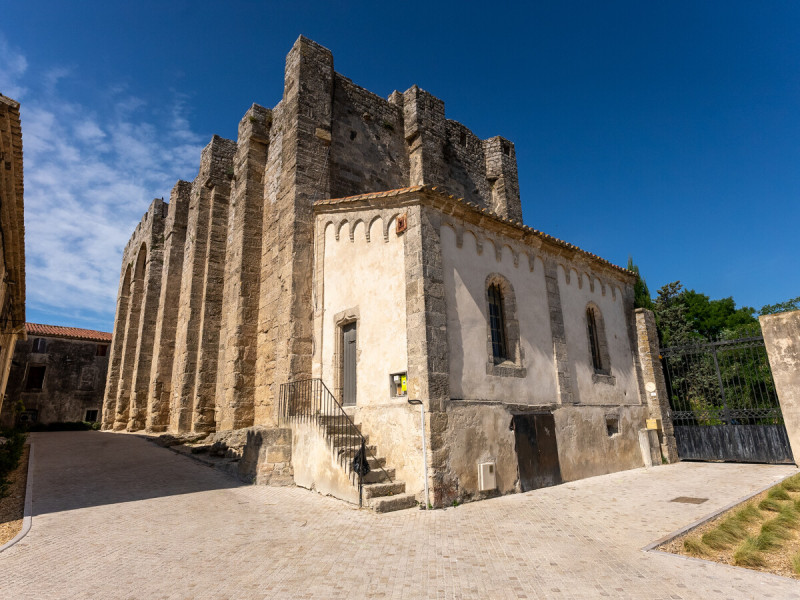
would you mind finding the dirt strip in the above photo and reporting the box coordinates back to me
[0,444,30,546]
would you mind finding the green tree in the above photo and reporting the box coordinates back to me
[759,296,800,316]
[654,281,694,347]
[627,256,654,310]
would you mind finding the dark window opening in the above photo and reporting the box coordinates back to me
[606,417,619,437]
[96,344,108,357]
[349,130,357,141]
[502,142,510,156]
[488,283,508,363]
[26,365,46,391]
[32,338,46,353]
[85,409,99,422]
[459,131,467,146]
[587,308,603,372]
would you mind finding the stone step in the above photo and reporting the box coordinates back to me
[318,415,359,426]
[363,481,406,499]
[369,492,419,513]
[325,422,362,435]
[362,467,395,484]
[366,456,386,469]
[337,445,377,458]
[330,433,369,447]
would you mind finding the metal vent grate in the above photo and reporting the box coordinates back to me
[670,496,708,504]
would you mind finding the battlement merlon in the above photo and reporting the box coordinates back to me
[122,197,169,257]
[198,135,237,190]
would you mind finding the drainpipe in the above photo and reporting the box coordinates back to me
[408,398,429,509]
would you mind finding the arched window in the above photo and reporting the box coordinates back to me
[585,304,611,379]
[485,274,526,377]
[488,283,508,363]
[586,307,602,372]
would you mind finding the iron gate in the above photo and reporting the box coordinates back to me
[661,336,793,464]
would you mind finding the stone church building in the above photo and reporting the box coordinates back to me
[102,37,675,509]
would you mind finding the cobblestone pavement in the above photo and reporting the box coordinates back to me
[2,432,799,600]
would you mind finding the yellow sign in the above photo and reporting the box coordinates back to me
[401,374,407,393]
[646,418,659,430]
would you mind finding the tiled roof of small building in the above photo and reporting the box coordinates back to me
[26,323,113,343]
[315,186,633,277]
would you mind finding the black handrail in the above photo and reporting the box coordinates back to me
[278,378,393,506]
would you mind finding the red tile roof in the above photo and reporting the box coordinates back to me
[315,186,634,277]
[26,323,113,343]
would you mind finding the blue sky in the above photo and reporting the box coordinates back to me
[2,1,798,332]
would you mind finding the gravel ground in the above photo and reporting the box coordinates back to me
[659,484,800,580]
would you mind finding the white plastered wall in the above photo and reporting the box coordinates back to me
[317,216,408,401]
[313,214,423,496]
[440,225,557,404]
[557,266,640,406]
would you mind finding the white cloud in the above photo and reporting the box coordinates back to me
[0,37,28,99]
[1,37,204,330]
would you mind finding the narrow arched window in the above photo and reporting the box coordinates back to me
[587,307,603,372]
[488,283,508,363]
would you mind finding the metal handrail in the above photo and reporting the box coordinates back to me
[278,378,393,506]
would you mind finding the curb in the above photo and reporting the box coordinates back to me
[0,440,34,553]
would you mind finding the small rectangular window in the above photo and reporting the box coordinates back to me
[32,338,46,353]
[25,365,46,391]
[96,344,108,357]
[85,410,98,422]
[606,417,619,437]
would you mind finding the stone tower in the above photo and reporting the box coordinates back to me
[102,36,523,434]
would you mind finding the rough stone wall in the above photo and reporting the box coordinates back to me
[761,310,800,464]
[635,308,679,462]
[216,106,270,430]
[146,181,190,432]
[170,136,236,433]
[0,95,26,413]
[102,198,167,431]
[329,75,408,198]
[2,335,110,428]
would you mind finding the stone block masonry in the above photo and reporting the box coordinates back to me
[103,36,523,436]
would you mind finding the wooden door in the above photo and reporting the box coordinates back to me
[514,414,562,492]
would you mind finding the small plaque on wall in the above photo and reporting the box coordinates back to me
[396,213,407,234]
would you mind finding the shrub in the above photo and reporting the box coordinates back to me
[734,537,766,567]
[0,430,26,498]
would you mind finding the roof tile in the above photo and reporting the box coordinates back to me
[26,323,113,343]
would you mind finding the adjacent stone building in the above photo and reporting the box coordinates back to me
[0,323,111,428]
[0,94,26,411]
[103,37,675,510]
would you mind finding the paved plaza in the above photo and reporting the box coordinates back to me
[1,432,799,599]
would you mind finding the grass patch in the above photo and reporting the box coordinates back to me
[734,537,767,567]
[683,537,707,556]
[731,503,763,525]
[758,497,784,512]
[793,552,800,575]
[782,474,800,492]
[701,517,749,550]
[767,487,792,502]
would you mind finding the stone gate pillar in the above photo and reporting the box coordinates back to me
[635,308,679,463]
[761,310,800,464]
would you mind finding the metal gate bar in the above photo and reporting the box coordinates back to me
[661,336,793,464]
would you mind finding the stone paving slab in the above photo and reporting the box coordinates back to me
[1,431,799,599]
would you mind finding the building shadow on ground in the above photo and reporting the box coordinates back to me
[28,431,244,517]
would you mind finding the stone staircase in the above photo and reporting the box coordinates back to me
[322,417,418,513]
